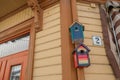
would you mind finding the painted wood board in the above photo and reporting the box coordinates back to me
[36,32,61,45]
[36,26,60,38]
[44,4,60,13]
[85,74,116,80]
[84,31,103,39]
[35,39,61,52]
[77,2,99,7]
[78,17,101,26]
[83,24,102,32]
[35,47,61,59]
[43,20,60,29]
[34,56,61,68]
[33,65,62,76]
[77,4,99,13]
[43,6,60,18]
[84,39,104,47]
[78,11,100,19]
[33,75,62,80]
[88,46,106,55]
[43,13,60,24]
[43,23,60,30]
[90,55,109,64]
[84,64,113,74]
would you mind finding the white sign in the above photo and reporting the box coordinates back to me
[92,36,102,46]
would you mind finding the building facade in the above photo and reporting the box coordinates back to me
[0,0,120,80]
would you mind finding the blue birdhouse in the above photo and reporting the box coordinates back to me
[72,43,90,68]
[69,21,84,44]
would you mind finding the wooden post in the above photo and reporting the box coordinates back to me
[60,0,77,80]
[71,0,85,80]
[60,0,85,80]
[25,23,36,80]
[75,43,85,80]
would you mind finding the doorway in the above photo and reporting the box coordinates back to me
[0,34,29,80]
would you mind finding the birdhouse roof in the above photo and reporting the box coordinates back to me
[72,43,90,54]
[69,21,84,29]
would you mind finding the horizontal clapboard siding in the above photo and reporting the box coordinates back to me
[85,74,116,80]
[33,75,62,80]
[84,24,102,32]
[33,4,62,80]
[0,8,33,32]
[33,65,62,76]
[77,2,115,80]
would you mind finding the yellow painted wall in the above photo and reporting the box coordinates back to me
[0,7,33,32]
[33,4,62,80]
[77,2,116,80]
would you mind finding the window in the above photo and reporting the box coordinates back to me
[10,65,22,80]
[0,34,30,58]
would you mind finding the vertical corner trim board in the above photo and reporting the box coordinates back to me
[33,3,62,80]
[77,2,116,80]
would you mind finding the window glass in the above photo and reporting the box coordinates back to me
[10,65,21,80]
[0,34,29,57]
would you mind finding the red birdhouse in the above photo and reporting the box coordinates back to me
[73,43,90,68]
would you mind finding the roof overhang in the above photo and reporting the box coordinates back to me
[0,0,27,18]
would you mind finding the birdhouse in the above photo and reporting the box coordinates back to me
[69,21,84,44]
[73,43,90,68]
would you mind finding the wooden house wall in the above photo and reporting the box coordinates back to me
[77,2,116,80]
[0,7,33,32]
[33,4,62,80]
